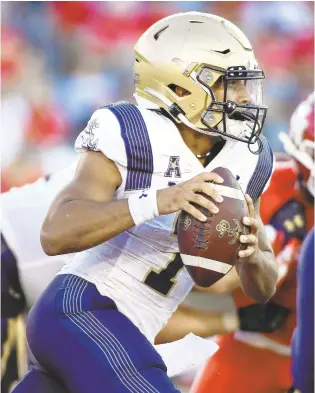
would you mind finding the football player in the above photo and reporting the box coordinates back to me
[281,93,314,393]
[1,163,77,393]
[1,159,217,393]
[13,12,277,393]
[191,93,314,393]
[1,160,219,393]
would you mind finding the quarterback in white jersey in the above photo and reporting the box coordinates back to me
[59,102,274,342]
[14,12,278,393]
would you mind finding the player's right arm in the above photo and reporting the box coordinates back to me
[40,150,131,255]
[41,152,223,256]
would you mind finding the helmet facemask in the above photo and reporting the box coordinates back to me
[196,65,267,151]
[139,63,267,153]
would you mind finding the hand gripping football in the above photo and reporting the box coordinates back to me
[177,167,249,287]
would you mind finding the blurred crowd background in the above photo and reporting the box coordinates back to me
[1,1,314,192]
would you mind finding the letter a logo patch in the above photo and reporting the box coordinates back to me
[164,156,181,178]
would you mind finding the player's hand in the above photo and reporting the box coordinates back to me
[238,194,259,261]
[157,172,224,221]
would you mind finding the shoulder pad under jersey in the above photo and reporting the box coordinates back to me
[75,102,155,191]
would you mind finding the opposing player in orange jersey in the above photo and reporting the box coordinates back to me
[191,92,314,393]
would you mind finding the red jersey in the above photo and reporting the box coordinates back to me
[233,153,314,346]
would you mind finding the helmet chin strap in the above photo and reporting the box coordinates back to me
[143,87,257,143]
[177,113,218,137]
[143,88,218,137]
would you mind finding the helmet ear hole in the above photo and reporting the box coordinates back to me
[168,84,191,97]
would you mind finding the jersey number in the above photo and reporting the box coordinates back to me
[143,214,184,296]
[144,253,184,296]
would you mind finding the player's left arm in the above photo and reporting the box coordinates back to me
[235,194,278,303]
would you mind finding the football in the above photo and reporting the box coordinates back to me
[177,167,249,287]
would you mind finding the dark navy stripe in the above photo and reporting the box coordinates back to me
[246,136,274,203]
[106,103,154,191]
[61,276,162,393]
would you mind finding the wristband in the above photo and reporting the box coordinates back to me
[128,189,159,226]
[222,312,240,332]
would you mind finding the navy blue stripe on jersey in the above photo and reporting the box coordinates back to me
[246,136,274,203]
[106,103,154,191]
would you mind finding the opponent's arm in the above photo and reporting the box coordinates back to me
[155,305,238,344]
[236,195,278,303]
[41,151,224,256]
[194,266,240,294]
[156,299,289,344]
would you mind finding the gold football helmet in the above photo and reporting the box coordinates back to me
[134,12,267,149]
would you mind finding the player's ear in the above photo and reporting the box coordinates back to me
[171,85,191,98]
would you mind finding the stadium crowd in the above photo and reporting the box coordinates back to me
[1,1,314,190]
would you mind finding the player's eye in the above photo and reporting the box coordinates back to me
[227,80,246,89]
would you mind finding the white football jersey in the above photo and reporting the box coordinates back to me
[1,162,78,307]
[59,102,274,342]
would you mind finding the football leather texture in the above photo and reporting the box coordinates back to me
[177,167,249,287]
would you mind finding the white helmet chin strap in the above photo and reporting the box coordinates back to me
[279,131,315,197]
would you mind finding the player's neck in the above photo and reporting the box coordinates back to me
[177,123,221,159]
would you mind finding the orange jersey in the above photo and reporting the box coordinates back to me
[233,154,314,346]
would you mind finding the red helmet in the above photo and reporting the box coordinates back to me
[279,92,314,197]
